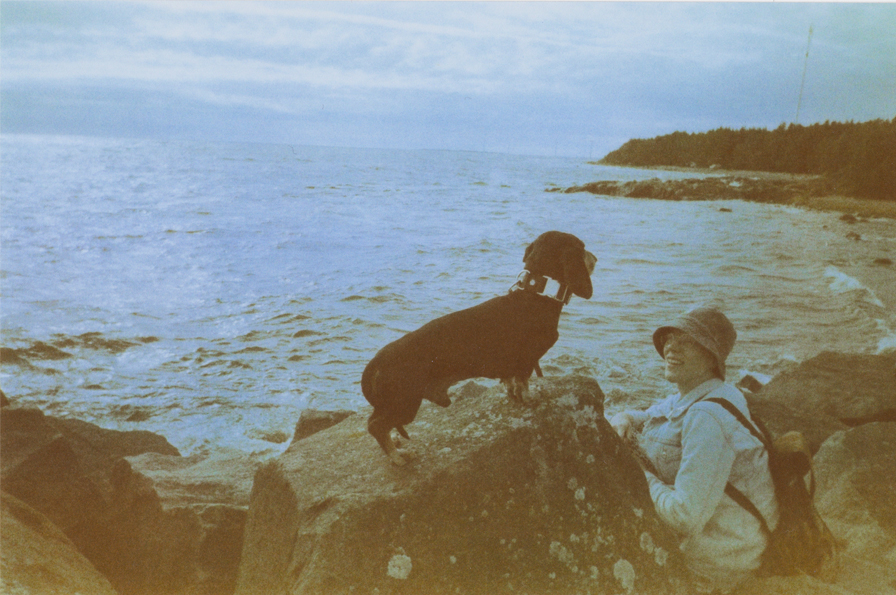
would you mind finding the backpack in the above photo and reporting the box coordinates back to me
[706,398,840,582]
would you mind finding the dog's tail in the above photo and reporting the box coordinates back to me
[396,425,410,440]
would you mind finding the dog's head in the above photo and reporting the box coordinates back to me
[523,231,596,299]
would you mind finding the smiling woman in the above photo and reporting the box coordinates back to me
[610,306,778,593]
[653,306,737,393]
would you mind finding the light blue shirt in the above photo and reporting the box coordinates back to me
[628,379,779,592]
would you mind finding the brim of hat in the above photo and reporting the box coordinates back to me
[652,326,678,358]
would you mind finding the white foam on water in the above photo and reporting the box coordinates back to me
[736,370,773,385]
[876,322,896,354]
[824,266,885,308]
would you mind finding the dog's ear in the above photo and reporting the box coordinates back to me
[562,247,594,299]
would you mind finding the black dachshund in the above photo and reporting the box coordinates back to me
[362,231,596,464]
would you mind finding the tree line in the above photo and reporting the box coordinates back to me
[599,118,896,202]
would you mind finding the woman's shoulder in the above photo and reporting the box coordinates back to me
[690,383,750,422]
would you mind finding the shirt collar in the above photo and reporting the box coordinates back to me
[669,378,724,419]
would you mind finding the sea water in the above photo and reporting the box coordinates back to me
[2,134,894,457]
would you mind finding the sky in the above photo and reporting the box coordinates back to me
[1,1,895,158]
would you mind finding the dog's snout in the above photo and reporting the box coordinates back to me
[584,251,597,275]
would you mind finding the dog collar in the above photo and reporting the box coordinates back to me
[511,270,571,305]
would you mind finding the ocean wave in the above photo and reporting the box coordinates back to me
[877,332,896,353]
[824,266,885,308]
[267,312,311,324]
[875,320,896,354]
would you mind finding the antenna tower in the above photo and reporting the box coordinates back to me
[795,25,814,125]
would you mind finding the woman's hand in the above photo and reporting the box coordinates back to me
[610,412,636,441]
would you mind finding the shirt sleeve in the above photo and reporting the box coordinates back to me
[645,408,735,536]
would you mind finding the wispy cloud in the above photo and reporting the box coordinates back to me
[2,1,894,155]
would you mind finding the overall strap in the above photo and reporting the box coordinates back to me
[704,397,773,536]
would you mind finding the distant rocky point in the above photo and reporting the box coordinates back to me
[550,174,832,206]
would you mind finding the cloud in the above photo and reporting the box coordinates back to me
[2,1,894,156]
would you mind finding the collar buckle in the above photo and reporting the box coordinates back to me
[511,270,571,304]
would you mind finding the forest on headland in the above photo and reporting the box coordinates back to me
[599,118,896,202]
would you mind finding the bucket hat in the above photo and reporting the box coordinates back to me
[652,306,737,379]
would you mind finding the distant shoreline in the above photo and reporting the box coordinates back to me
[557,165,896,220]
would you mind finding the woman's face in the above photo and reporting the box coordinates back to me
[662,330,718,394]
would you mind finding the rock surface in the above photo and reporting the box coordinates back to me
[290,408,355,444]
[1,491,118,595]
[235,376,691,595]
[746,351,896,452]
[112,449,261,595]
[814,423,896,568]
[3,351,894,595]
[0,405,180,582]
[0,404,253,595]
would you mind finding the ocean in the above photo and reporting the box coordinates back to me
[2,134,894,458]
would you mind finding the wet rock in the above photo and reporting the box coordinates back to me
[291,408,355,444]
[747,351,896,452]
[1,492,117,595]
[236,375,691,595]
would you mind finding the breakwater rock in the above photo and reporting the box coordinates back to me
[235,376,691,595]
[3,352,895,595]
[553,174,831,206]
[0,405,256,595]
[745,351,896,453]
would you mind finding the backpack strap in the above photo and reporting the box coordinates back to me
[703,397,774,536]
[705,397,769,449]
[724,482,773,537]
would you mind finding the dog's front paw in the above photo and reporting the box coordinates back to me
[388,447,418,466]
[502,377,530,404]
[387,431,418,466]
[388,450,409,466]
